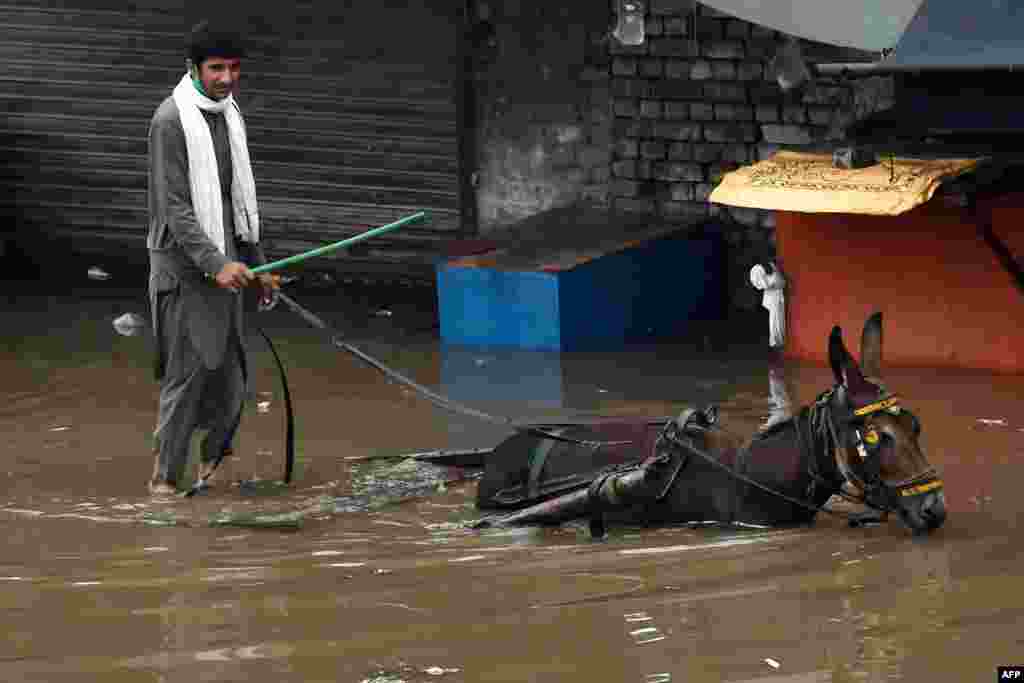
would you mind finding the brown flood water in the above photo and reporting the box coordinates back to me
[2,284,1023,682]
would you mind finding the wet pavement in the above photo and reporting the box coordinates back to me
[2,281,1023,682]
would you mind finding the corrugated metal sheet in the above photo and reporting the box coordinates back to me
[0,0,461,278]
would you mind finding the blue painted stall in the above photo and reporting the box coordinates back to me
[436,210,724,351]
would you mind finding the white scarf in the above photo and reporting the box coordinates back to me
[171,73,259,254]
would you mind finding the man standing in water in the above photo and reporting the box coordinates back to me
[146,20,276,495]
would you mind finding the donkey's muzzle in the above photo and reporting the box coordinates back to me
[919,489,947,530]
[901,489,947,534]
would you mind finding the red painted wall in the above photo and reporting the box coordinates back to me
[775,196,1024,373]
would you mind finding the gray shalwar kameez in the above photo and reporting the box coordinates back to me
[146,95,267,485]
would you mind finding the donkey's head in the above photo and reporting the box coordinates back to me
[826,313,946,534]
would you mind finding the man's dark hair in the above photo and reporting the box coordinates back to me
[186,20,246,66]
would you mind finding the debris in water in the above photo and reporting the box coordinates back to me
[629,623,666,644]
[373,568,393,575]
[977,418,1008,426]
[257,400,271,414]
[49,426,71,432]
[374,308,393,318]
[208,511,304,529]
[423,667,461,676]
[624,612,652,623]
[630,627,659,637]
[645,675,672,683]
[4,509,44,518]
[87,266,111,281]
[113,313,147,337]
[360,675,405,683]
[448,555,484,563]
[764,658,781,669]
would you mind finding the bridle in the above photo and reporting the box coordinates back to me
[657,387,943,523]
[825,391,943,514]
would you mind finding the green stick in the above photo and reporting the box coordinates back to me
[251,211,429,275]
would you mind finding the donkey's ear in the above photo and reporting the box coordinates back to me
[828,326,847,386]
[860,312,883,379]
[829,324,869,389]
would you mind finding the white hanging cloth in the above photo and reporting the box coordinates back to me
[750,263,786,348]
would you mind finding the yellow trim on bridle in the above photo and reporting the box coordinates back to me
[899,478,943,497]
[853,395,900,417]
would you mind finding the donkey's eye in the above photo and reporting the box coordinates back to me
[855,428,883,459]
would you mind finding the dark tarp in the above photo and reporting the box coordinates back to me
[694,0,920,52]
[886,0,1024,68]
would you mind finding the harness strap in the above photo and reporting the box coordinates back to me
[526,433,562,500]
[795,405,847,506]
[255,324,296,484]
[490,472,592,507]
[663,417,875,522]
[732,445,750,524]
[586,471,616,539]
[183,323,295,497]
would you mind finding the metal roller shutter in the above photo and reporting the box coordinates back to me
[0,0,461,280]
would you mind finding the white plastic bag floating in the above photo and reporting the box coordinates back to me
[750,263,786,348]
[113,313,147,337]
[87,266,111,281]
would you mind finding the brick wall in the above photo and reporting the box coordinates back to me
[470,0,893,309]
[606,0,893,308]
[472,0,613,233]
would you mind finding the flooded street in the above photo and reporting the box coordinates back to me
[2,282,1023,682]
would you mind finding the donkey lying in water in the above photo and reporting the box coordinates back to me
[474,314,946,536]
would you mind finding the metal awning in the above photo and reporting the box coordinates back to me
[818,0,1024,74]
[886,0,1024,68]
[696,0,922,52]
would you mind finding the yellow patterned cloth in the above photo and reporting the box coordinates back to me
[709,151,983,216]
